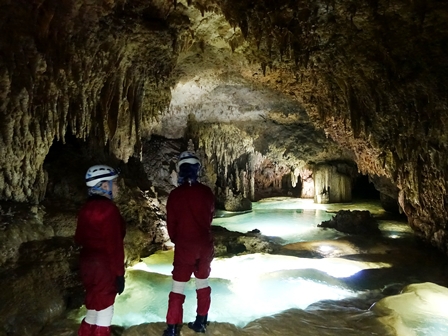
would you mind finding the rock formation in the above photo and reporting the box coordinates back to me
[0,0,448,334]
[318,210,381,235]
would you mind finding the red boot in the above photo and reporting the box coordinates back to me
[78,319,95,336]
[92,326,111,336]
[196,286,211,316]
[166,292,186,325]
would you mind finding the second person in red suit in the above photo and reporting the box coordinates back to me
[162,151,215,336]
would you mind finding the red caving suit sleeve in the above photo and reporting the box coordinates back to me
[166,182,215,246]
[75,197,126,277]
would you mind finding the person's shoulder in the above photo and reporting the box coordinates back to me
[88,195,112,203]
[88,196,118,209]
[169,185,183,194]
[197,182,214,194]
[168,185,182,199]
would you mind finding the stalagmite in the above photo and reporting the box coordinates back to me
[314,164,352,204]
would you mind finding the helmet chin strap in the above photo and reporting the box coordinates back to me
[89,182,113,199]
[108,180,114,200]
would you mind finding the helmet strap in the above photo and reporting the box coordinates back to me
[108,180,114,200]
[88,184,113,199]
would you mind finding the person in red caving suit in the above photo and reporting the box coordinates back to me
[162,151,215,336]
[75,165,126,336]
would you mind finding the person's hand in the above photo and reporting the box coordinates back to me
[116,275,125,295]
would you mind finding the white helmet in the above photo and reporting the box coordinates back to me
[85,165,119,187]
[177,151,201,170]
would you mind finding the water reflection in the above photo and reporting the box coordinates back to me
[213,207,345,244]
[70,198,448,336]
[125,251,389,328]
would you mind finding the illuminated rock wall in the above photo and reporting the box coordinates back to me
[187,115,354,207]
[314,164,353,204]
[214,0,448,251]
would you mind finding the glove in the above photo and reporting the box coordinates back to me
[116,275,125,295]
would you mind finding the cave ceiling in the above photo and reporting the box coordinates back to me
[153,1,354,171]
[1,0,448,250]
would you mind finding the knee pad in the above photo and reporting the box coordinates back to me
[96,305,114,327]
[172,280,187,294]
[195,278,209,290]
[84,309,98,325]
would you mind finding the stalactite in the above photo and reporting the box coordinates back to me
[291,167,300,188]
[261,62,267,76]
[240,18,248,39]
[0,0,181,202]
[229,39,236,53]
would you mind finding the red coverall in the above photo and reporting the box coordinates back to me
[166,181,215,324]
[75,195,126,310]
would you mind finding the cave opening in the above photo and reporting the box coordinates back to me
[42,128,130,204]
[281,172,302,198]
[44,128,83,166]
[352,174,380,200]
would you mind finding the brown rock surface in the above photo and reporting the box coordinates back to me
[1,1,447,251]
[1,0,448,334]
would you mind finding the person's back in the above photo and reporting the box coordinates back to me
[76,195,125,272]
[166,182,214,246]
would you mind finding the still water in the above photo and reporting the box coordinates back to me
[72,198,448,336]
